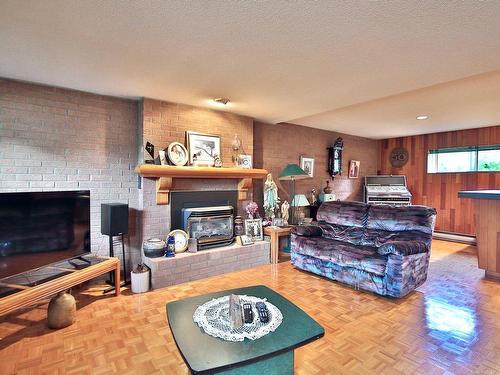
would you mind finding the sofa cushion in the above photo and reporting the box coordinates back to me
[362,227,432,248]
[292,236,387,276]
[378,240,429,256]
[291,225,323,237]
[319,223,365,246]
[317,201,368,228]
[366,205,436,234]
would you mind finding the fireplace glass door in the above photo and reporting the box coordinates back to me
[187,214,234,248]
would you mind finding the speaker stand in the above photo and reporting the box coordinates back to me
[103,233,130,294]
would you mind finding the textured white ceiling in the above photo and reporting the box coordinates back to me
[292,70,500,139]
[1,1,500,138]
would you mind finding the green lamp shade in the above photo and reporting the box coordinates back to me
[291,194,310,207]
[279,164,309,180]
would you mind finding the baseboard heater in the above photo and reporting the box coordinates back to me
[433,231,476,245]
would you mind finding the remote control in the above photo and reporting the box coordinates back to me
[242,303,253,323]
[255,302,269,323]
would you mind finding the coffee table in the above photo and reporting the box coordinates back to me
[166,285,324,374]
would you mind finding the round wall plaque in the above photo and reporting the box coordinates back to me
[390,147,409,167]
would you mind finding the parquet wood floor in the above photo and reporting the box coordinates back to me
[1,240,499,374]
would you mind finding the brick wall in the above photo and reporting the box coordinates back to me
[141,98,254,164]
[253,122,379,209]
[0,78,140,265]
[139,98,255,241]
[0,78,380,273]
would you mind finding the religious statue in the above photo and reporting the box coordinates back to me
[281,200,290,225]
[263,173,278,219]
[311,188,317,206]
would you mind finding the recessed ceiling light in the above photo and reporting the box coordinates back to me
[213,98,230,105]
[416,115,429,120]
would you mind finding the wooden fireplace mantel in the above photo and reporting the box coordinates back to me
[134,164,268,205]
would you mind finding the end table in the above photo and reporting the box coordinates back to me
[264,226,293,264]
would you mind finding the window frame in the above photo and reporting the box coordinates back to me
[427,145,500,174]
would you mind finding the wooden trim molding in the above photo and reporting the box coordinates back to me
[156,177,173,205]
[135,165,268,205]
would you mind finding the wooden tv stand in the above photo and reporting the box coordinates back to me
[0,256,120,316]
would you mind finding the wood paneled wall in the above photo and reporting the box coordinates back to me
[379,125,500,235]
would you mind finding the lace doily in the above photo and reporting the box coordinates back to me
[193,294,283,341]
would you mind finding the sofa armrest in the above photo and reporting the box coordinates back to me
[378,240,429,256]
[290,225,323,237]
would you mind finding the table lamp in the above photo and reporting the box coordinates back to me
[279,164,309,225]
[291,194,310,224]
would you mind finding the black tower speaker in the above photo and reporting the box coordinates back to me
[101,203,129,292]
[101,203,129,236]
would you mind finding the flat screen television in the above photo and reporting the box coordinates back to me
[0,190,90,280]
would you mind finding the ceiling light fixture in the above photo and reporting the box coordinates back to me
[213,98,230,105]
[416,115,429,120]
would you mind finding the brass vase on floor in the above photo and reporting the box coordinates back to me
[47,291,76,329]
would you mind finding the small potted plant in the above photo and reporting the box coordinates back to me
[245,201,259,219]
[131,264,150,293]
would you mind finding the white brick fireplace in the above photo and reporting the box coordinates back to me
[138,176,270,289]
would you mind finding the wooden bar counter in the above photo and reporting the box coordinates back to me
[458,190,500,280]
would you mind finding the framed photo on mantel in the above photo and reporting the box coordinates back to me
[186,131,221,167]
[244,218,263,241]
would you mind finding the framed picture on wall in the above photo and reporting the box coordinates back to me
[348,160,360,178]
[186,131,221,166]
[300,156,315,178]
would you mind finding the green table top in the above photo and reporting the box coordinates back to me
[166,285,324,374]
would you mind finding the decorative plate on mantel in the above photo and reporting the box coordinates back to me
[168,229,189,253]
[167,142,189,166]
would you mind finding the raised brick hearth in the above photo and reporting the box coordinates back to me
[143,241,270,289]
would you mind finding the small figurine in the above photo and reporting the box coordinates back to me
[281,201,290,225]
[165,236,175,257]
[214,154,223,167]
[311,189,317,206]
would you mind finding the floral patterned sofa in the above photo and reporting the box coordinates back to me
[291,201,437,298]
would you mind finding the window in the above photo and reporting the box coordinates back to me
[478,147,500,171]
[427,145,500,173]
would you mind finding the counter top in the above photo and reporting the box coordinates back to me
[458,190,500,200]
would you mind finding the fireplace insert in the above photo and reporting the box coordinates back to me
[182,206,234,249]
